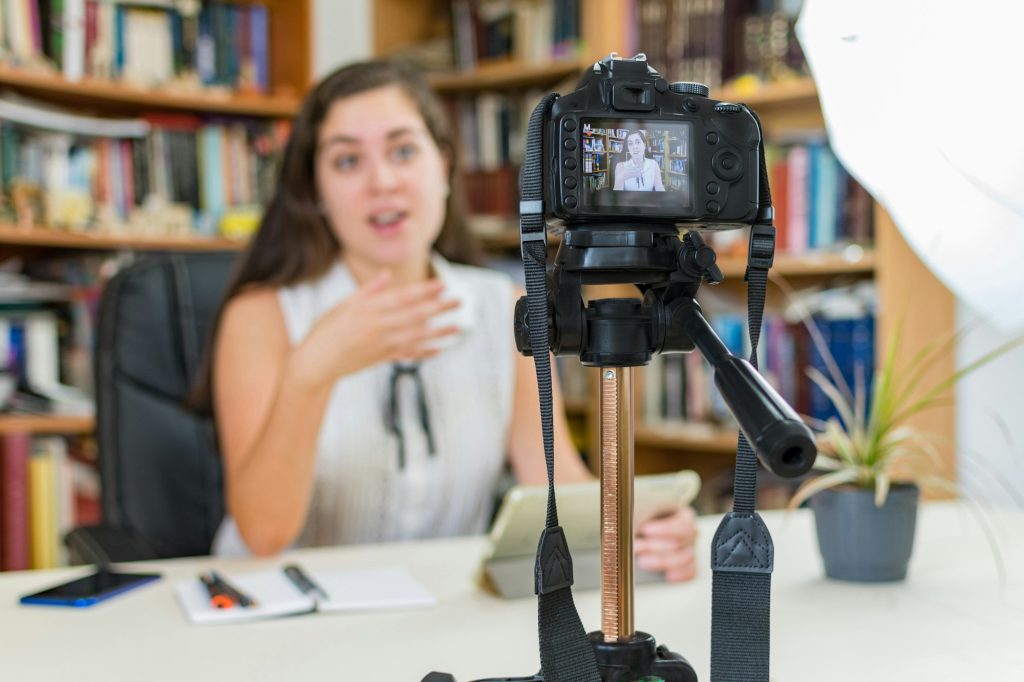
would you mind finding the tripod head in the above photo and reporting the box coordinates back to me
[514,226,815,478]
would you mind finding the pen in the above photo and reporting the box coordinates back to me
[199,573,236,609]
[283,563,329,601]
[208,570,257,608]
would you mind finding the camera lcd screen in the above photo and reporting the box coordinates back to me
[581,119,693,211]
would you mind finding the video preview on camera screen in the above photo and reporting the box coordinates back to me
[581,119,692,209]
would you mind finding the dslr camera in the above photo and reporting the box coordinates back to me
[547,52,762,228]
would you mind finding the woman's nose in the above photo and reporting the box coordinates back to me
[368,157,400,193]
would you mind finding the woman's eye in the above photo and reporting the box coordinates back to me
[392,144,418,161]
[332,154,359,170]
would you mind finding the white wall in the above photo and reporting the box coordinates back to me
[956,302,1024,507]
[312,0,374,79]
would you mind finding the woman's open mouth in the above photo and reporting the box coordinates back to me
[369,210,409,235]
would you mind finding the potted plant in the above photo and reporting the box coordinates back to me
[787,317,1022,582]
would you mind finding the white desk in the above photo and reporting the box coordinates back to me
[2,503,1023,681]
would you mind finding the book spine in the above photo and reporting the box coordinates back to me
[62,0,86,81]
[249,4,268,92]
[2,433,32,571]
[29,440,58,570]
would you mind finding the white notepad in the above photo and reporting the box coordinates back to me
[175,567,436,625]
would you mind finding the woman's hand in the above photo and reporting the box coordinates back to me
[619,161,644,181]
[288,271,461,391]
[634,505,698,582]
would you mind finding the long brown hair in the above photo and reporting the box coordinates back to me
[190,60,481,414]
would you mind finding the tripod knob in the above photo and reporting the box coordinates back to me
[679,232,724,284]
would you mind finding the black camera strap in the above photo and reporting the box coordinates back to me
[520,93,602,682]
[709,115,777,682]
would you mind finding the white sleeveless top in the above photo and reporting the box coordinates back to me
[213,254,516,554]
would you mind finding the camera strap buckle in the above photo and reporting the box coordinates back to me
[745,223,776,275]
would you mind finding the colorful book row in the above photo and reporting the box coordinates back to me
[1,433,100,571]
[0,100,290,237]
[0,0,271,93]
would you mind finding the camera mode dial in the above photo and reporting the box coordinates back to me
[669,81,709,97]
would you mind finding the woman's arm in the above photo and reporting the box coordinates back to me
[612,161,626,191]
[214,290,333,556]
[506,291,593,485]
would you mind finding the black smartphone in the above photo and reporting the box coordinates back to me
[19,569,161,607]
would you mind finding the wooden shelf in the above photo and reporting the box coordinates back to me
[717,249,876,279]
[713,78,819,109]
[0,225,245,252]
[634,421,739,454]
[427,60,584,93]
[0,415,94,435]
[0,66,301,117]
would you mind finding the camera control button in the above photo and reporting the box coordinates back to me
[564,157,577,170]
[706,132,719,145]
[564,177,578,189]
[669,81,710,97]
[706,182,720,195]
[714,102,742,113]
[712,149,743,180]
[683,98,699,112]
[563,138,577,151]
[563,119,577,132]
[565,196,578,208]
[655,78,669,93]
[706,200,721,214]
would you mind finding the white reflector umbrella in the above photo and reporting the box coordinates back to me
[796,1,1024,331]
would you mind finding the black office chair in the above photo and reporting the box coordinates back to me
[67,252,236,564]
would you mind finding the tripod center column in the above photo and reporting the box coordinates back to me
[600,366,635,642]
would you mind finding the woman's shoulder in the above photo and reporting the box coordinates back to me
[223,285,281,322]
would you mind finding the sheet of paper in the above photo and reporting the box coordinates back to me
[314,568,436,613]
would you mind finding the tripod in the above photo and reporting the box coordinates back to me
[510,225,812,681]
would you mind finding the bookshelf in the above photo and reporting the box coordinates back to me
[372,0,957,511]
[0,0,311,571]
[0,415,94,435]
[427,59,584,93]
[0,65,301,117]
[0,224,244,252]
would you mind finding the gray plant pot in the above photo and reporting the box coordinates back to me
[810,484,920,582]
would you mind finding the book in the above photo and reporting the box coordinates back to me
[1,432,31,571]
[28,438,59,569]
[174,566,436,625]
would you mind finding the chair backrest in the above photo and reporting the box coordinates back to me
[95,252,236,558]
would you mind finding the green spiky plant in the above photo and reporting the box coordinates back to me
[786,314,1024,511]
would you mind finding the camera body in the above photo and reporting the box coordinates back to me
[546,53,762,228]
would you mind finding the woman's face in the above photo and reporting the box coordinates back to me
[315,85,449,271]
[627,132,646,159]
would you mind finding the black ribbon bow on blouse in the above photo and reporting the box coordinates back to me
[385,362,437,469]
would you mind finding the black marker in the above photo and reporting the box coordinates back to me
[208,570,257,608]
[283,564,328,601]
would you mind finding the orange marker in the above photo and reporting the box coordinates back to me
[199,573,236,609]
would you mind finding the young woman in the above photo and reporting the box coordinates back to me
[613,130,666,191]
[200,60,697,582]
